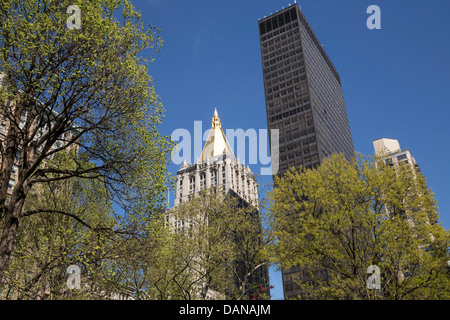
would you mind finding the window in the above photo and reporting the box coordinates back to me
[211,170,217,185]
[200,173,205,190]
[397,154,408,161]
[189,176,195,193]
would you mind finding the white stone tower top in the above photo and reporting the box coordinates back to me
[373,138,401,156]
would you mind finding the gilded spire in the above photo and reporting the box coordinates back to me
[211,107,221,129]
[199,108,236,162]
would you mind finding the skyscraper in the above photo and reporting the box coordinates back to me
[258,4,355,298]
[173,109,259,209]
[166,109,268,299]
[258,4,354,175]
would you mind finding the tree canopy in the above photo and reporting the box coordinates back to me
[0,0,173,282]
[154,189,271,300]
[269,153,450,300]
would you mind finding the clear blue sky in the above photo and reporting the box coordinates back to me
[134,0,450,299]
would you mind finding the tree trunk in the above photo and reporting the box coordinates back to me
[0,196,26,283]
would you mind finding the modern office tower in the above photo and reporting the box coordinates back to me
[166,109,268,299]
[258,4,355,298]
[258,3,354,175]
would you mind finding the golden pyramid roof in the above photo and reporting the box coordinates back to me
[199,108,236,162]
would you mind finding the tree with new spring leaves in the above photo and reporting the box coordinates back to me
[1,145,172,300]
[269,153,450,300]
[2,151,120,299]
[154,189,271,300]
[0,0,173,283]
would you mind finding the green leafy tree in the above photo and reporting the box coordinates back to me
[269,153,450,300]
[0,0,173,281]
[2,151,117,299]
[154,189,271,300]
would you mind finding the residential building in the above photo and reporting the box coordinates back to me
[373,138,446,284]
[373,138,428,227]
[0,73,78,198]
[0,73,80,300]
[373,138,420,172]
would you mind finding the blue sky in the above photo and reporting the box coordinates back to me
[134,0,450,299]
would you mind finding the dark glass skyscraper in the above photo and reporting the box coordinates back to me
[259,4,354,174]
[258,4,354,298]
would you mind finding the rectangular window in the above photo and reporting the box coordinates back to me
[290,7,297,21]
[266,19,272,33]
[259,22,266,35]
[271,16,278,29]
[278,13,284,28]
[284,11,291,24]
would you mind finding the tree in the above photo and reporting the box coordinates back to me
[269,153,450,300]
[1,151,118,299]
[155,189,271,300]
[0,0,173,281]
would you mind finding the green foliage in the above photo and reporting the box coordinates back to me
[152,189,271,300]
[1,148,173,300]
[0,0,173,288]
[2,152,115,299]
[269,153,450,300]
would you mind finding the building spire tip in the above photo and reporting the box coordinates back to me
[211,107,221,129]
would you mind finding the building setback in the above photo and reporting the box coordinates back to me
[258,4,355,298]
